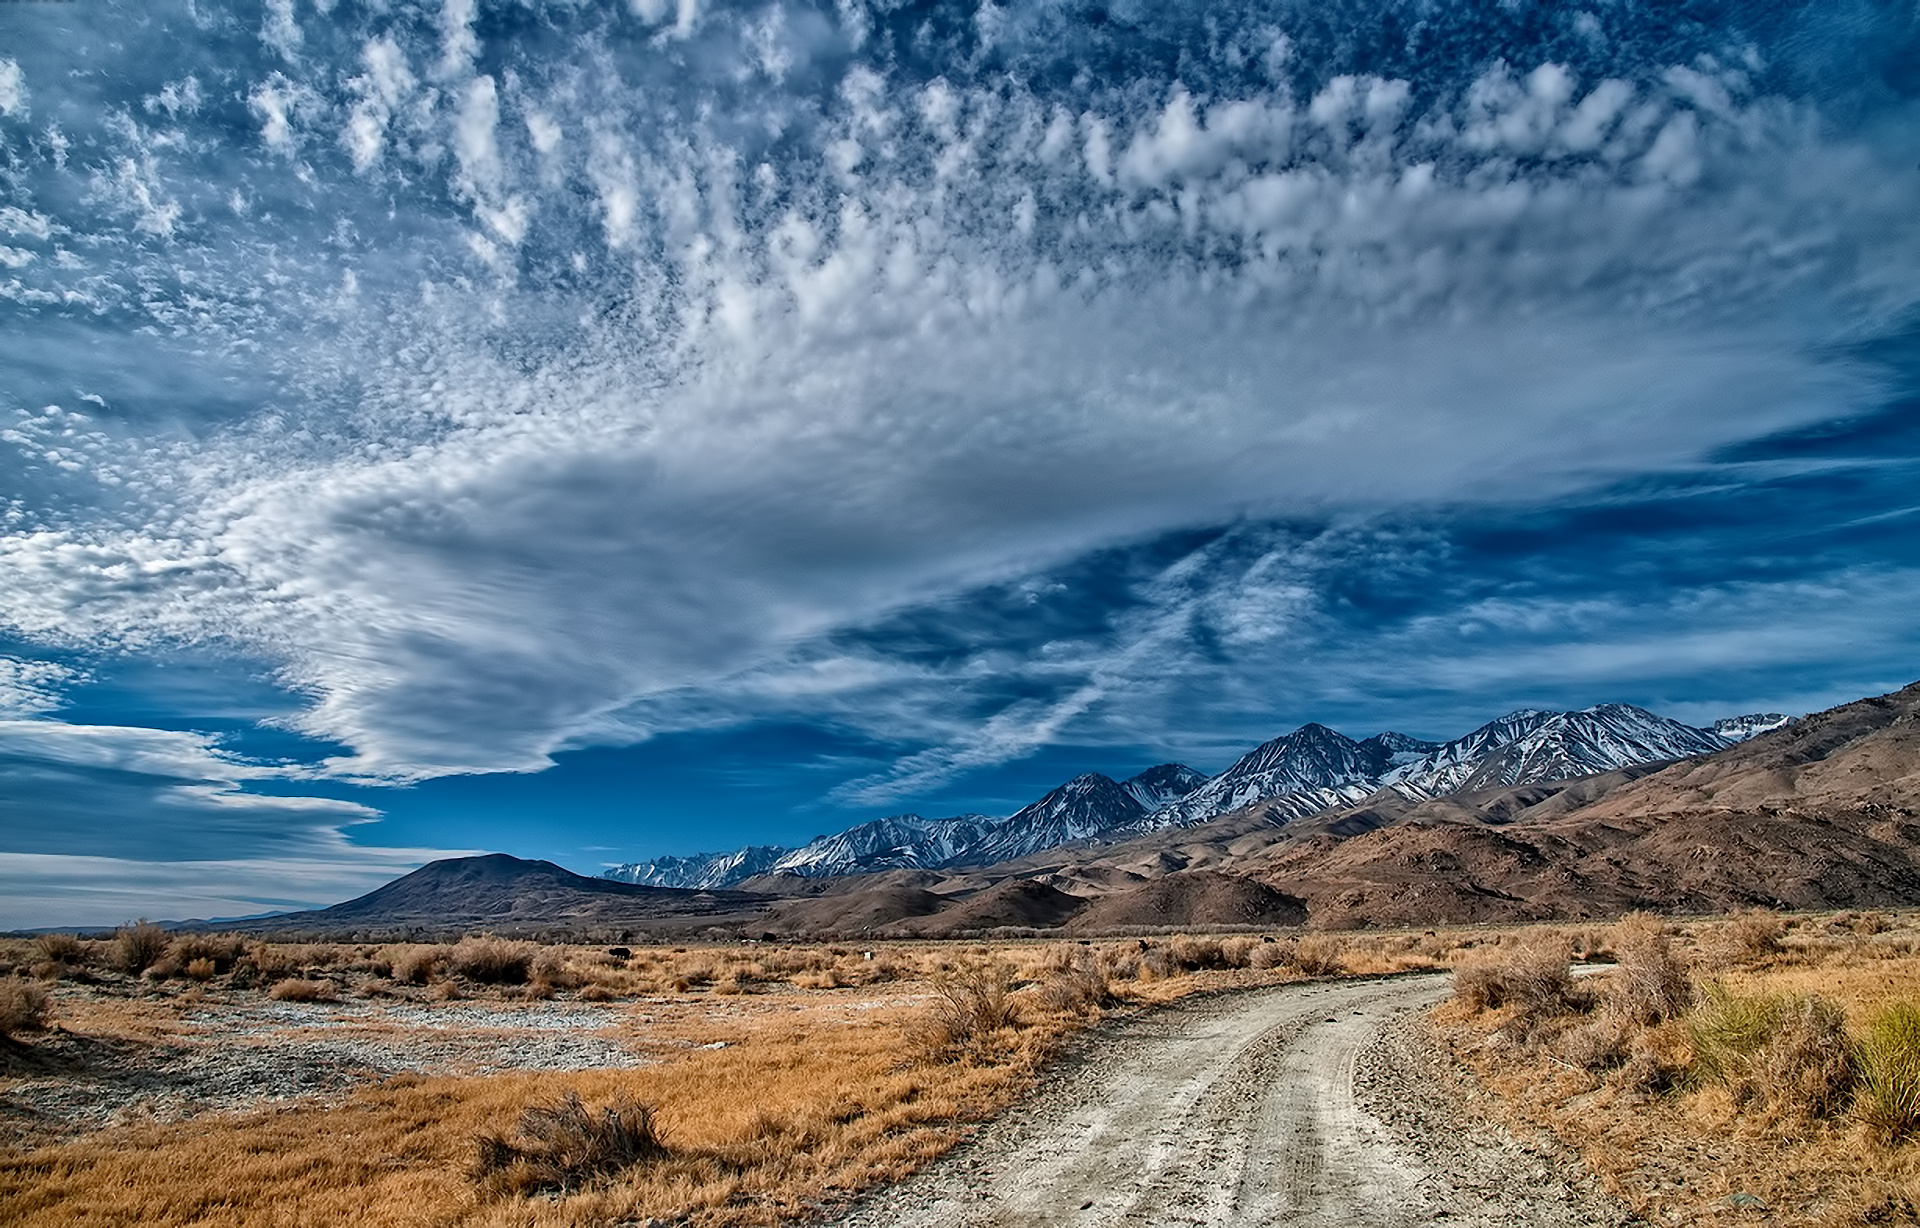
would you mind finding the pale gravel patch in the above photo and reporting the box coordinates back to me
[1,993,653,1139]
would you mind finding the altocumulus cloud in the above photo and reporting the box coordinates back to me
[0,0,1917,918]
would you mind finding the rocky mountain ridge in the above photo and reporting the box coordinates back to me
[607,700,1777,887]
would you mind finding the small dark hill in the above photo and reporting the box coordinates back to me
[766,885,953,935]
[909,878,1088,934]
[1068,870,1307,932]
[238,854,773,935]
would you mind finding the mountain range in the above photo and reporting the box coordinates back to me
[228,682,1920,938]
[606,703,1772,888]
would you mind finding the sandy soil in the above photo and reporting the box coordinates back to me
[826,973,1631,1227]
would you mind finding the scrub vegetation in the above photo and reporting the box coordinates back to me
[0,924,1449,1226]
[1439,908,1920,1225]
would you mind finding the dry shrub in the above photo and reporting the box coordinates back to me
[1707,908,1786,966]
[184,958,218,982]
[1453,939,1586,1021]
[1031,949,1115,1016]
[0,975,52,1036]
[1610,917,1694,1026]
[1856,1000,1920,1143]
[268,978,335,1003]
[1290,935,1345,977]
[30,933,89,968]
[1688,985,1853,1118]
[910,961,1019,1060]
[472,1092,668,1198]
[1854,911,1891,937]
[245,942,341,981]
[387,944,443,986]
[578,983,618,1003]
[111,920,172,974]
[170,934,247,974]
[1249,939,1289,970]
[531,948,581,993]
[1167,935,1229,971]
[447,937,538,984]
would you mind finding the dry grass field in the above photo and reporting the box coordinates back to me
[1437,908,1920,1226]
[0,927,1451,1226]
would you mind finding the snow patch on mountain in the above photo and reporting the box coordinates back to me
[1385,705,1729,799]
[607,703,1738,884]
[603,845,787,890]
[1143,724,1391,830]
[958,774,1148,866]
[1120,763,1208,810]
[1712,712,1792,741]
[769,813,1005,877]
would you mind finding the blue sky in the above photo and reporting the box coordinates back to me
[0,0,1916,927]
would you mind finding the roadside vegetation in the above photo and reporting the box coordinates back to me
[1439,908,1920,1225]
[0,924,1452,1226]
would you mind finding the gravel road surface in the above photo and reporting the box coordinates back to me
[829,973,1630,1227]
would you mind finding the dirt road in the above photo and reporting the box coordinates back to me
[829,973,1627,1227]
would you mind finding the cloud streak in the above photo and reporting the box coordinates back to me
[0,0,1914,863]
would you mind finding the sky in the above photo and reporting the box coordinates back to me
[0,0,1916,928]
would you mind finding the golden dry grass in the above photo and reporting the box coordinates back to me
[0,929,1471,1226]
[1436,908,1920,1226]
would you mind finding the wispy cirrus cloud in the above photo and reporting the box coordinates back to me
[0,0,1914,863]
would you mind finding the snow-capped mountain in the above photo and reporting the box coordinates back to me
[1142,724,1392,830]
[1384,705,1730,799]
[1357,730,1444,767]
[603,845,788,890]
[1712,713,1791,741]
[1120,763,1209,810]
[956,774,1149,866]
[605,702,1744,885]
[768,813,1005,877]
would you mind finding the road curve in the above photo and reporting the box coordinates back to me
[827,974,1623,1228]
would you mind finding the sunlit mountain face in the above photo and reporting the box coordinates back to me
[1,0,1917,926]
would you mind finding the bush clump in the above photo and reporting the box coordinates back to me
[910,961,1019,1059]
[1609,915,1694,1026]
[448,937,539,984]
[267,978,335,1003]
[111,920,172,974]
[1453,940,1587,1021]
[29,933,90,970]
[1688,985,1854,1119]
[1289,935,1346,977]
[169,934,247,975]
[0,975,53,1037]
[1856,1000,1920,1143]
[472,1092,668,1197]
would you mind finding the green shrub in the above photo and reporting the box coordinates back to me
[1856,1000,1920,1143]
[1688,984,1854,1118]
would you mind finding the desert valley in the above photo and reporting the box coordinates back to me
[5,678,1920,1224]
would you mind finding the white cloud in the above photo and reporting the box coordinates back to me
[0,847,470,929]
[0,658,75,717]
[261,0,303,61]
[437,0,479,80]
[0,58,28,119]
[1,12,1916,800]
